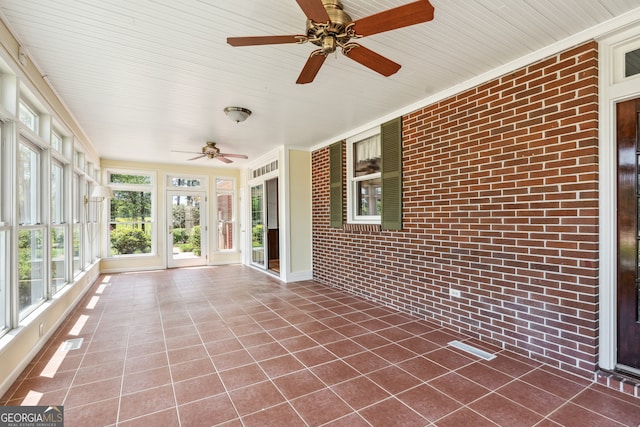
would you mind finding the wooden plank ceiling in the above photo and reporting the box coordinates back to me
[0,0,638,166]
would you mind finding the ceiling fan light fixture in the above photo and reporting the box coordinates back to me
[224,106,252,123]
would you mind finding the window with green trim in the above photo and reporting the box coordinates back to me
[338,117,402,229]
[347,128,381,224]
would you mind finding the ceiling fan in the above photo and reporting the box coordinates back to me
[172,142,248,164]
[227,0,435,84]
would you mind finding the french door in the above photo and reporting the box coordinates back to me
[167,190,206,268]
[250,184,266,268]
[616,97,640,372]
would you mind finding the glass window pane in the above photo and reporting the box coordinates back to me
[109,223,152,256]
[216,178,233,190]
[109,190,152,255]
[0,230,7,330]
[354,135,381,177]
[110,173,151,185]
[251,185,264,265]
[217,193,233,250]
[18,143,40,225]
[52,132,62,152]
[0,125,3,225]
[18,228,45,317]
[51,226,65,294]
[171,178,201,188]
[357,178,382,216]
[216,179,234,251]
[625,47,640,78]
[73,225,81,276]
[19,101,38,132]
[73,173,81,223]
[52,162,64,224]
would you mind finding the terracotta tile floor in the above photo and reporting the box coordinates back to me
[2,265,640,426]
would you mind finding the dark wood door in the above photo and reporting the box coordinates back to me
[617,97,640,370]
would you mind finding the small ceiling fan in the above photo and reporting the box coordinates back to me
[172,142,248,164]
[227,0,435,84]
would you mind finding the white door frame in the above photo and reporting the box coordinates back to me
[598,25,640,371]
[167,189,207,268]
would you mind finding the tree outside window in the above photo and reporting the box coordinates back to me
[108,173,153,256]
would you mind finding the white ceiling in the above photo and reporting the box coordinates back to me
[0,0,639,167]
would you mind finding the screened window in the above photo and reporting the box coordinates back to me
[216,178,235,250]
[347,129,381,223]
[108,172,154,256]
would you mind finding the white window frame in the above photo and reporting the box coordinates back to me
[17,138,46,320]
[51,130,62,153]
[346,127,382,225]
[215,177,236,252]
[106,169,156,258]
[18,100,39,134]
[0,122,8,334]
[50,158,68,294]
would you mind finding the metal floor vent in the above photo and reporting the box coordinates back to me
[61,338,84,351]
[448,340,496,361]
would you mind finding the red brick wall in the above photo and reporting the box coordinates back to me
[312,41,599,378]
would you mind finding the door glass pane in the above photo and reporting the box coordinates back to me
[171,194,201,259]
[18,228,45,317]
[170,178,201,188]
[251,185,264,266]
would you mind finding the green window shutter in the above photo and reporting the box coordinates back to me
[329,141,343,228]
[381,117,402,230]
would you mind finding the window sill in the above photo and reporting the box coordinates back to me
[343,223,381,232]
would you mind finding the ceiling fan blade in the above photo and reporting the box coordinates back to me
[216,156,233,164]
[296,0,330,23]
[219,153,249,159]
[296,52,326,84]
[188,154,207,161]
[344,44,401,77]
[227,35,304,47]
[351,0,435,37]
[171,150,200,154]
